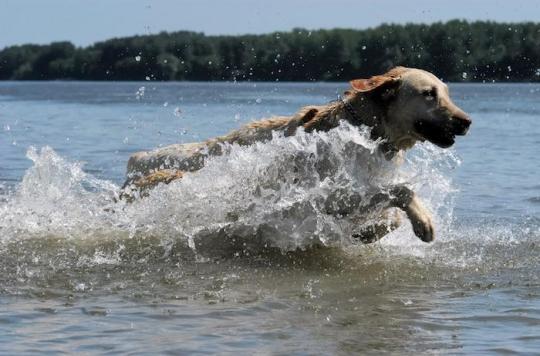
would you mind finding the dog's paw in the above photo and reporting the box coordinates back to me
[410,213,434,242]
[405,198,435,242]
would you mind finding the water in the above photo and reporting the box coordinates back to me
[0,81,539,354]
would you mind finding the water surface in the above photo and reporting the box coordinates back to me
[0,81,539,354]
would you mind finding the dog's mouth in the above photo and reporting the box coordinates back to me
[413,107,472,148]
[414,119,457,148]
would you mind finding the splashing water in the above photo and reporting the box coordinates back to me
[0,123,461,258]
[2,119,538,282]
[2,120,537,281]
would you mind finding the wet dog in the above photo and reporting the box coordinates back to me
[121,67,471,243]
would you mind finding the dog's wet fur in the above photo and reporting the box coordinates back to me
[121,67,471,244]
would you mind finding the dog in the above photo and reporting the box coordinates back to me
[121,67,471,244]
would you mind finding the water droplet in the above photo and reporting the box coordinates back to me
[255,98,262,104]
[174,107,182,117]
[462,72,468,79]
[135,86,145,100]
[135,55,141,62]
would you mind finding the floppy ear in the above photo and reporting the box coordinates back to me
[349,74,401,101]
[349,75,400,93]
[350,66,407,93]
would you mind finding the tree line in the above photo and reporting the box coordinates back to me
[1,20,539,82]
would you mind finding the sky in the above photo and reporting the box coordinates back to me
[1,0,539,49]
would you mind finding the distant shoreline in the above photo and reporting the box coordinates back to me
[1,20,539,83]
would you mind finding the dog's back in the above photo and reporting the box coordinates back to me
[123,106,323,192]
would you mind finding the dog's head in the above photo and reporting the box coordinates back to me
[349,67,471,150]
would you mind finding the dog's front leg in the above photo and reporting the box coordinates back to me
[383,186,434,242]
[323,185,434,243]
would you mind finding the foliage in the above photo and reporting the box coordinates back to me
[1,21,539,82]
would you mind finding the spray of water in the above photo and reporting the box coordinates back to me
[0,122,536,273]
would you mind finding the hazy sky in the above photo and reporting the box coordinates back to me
[2,0,539,49]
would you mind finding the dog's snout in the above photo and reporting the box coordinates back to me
[452,113,471,135]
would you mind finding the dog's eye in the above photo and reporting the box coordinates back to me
[422,88,437,101]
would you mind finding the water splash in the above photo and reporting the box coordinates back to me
[0,124,453,247]
[0,146,121,238]
[1,121,539,302]
[2,122,535,271]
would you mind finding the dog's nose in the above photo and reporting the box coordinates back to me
[452,114,471,135]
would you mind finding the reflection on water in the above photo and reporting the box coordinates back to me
[0,82,539,353]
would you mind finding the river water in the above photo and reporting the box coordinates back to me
[0,81,539,354]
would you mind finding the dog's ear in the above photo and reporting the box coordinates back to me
[350,75,400,92]
[349,70,403,100]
